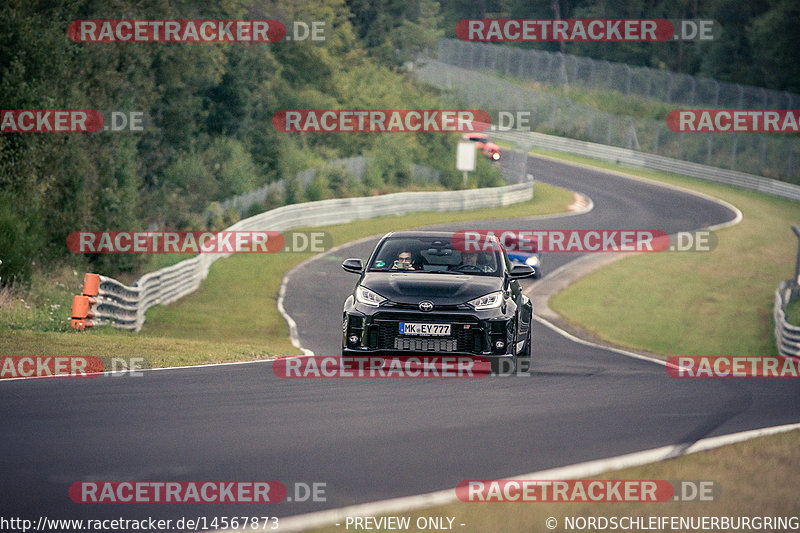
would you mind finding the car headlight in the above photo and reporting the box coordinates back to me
[356,286,386,307]
[467,291,503,310]
[525,255,540,267]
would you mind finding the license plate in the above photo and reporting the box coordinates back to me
[399,323,451,336]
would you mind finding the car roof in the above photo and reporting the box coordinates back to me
[382,230,460,240]
[380,231,505,250]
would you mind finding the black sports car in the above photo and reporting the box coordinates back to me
[341,231,535,374]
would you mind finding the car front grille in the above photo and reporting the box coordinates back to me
[393,337,458,352]
[373,316,479,353]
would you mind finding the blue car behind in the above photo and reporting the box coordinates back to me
[506,249,542,279]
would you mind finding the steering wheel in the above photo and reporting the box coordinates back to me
[452,264,483,272]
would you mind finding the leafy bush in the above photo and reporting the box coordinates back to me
[305,174,330,201]
[318,164,363,198]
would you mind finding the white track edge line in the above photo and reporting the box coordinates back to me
[532,314,667,367]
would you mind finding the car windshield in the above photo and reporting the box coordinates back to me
[368,237,501,275]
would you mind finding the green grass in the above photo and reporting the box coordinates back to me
[0,266,79,333]
[519,78,675,122]
[0,182,573,367]
[487,69,673,121]
[538,148,800,357]
[305,429,800,533]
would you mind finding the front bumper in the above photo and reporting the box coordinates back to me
[342,307,517,358]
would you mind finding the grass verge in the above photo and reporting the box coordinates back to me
[0,182,573,366]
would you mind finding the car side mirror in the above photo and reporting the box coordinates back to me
[508,264,535,279]
[342,258,364,273]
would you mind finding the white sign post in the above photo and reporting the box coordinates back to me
[456,141,477,188]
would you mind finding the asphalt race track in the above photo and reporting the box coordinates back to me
[2,155,799,528]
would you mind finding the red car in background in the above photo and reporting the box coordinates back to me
[462,133,501,161]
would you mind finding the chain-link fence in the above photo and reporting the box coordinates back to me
[438,39,798,109]
[418,40,799,184]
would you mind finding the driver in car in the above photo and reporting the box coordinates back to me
[457,251,493,272]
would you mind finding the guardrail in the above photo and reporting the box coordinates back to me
[489,129,800,201]
[70,181,534,331]
[214,156,443,216]
[774,281,800,359]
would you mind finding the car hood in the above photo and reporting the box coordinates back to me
[361,272,502,305]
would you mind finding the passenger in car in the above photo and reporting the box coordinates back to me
[392,250,419,270]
